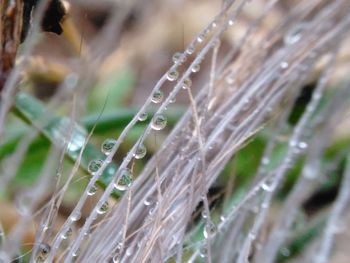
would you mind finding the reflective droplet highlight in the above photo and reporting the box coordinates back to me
[71,211,81,222]
[182,78,192,89]
[172,52,185,63]
[114,169,133,191]
[138,112,148,121]
[134,144,147,159]
[284,24,304,45]
[61,228,72,239]
[186,45,195,55]
[203,221,217,239]
[191,64,200,73]
[97,201,109,214]
[151,115,167,131]
[87,185,97,196]
[37,243,50,262]
[88,159,103,174]
[167,70,179,81]
[151,90,164,104]
[101,139,116,155]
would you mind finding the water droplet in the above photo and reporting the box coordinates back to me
[101,139,116,155]
[280,61,289,69]
[261,182,274,192]
[61,227,72,239]
[289,140,297,148]
[228,19,234,26]
[172,52,185,64]
[220,215,226,222]
[151,90,164,104]
[262,157,270,165]
[113,255,121,263]
[186,45,195,55]
[97,201,109,214]
[88,159,103,174]
[125,247,133,257]
[248,232,256,240]
[151,115,167,131]
[144,197,152,206]
[15,195,30,216]
[203,221,217,239]
[284,24,304,45]
[87,185,97,196]
[114,169,133,191]
[138,112,148,122]
[201,210,208,219]
[225,74,235,84]
[199,246,208,258]
[182,78,192,89]
[298,141,308,149]
[134,144,147,159]
[37,243,50,262]
[191,64,200,73]
[71,211,81,222]
[197,33,205,43]
[280,247,290,257]
[167,70,179,81]
[72,248,80,257]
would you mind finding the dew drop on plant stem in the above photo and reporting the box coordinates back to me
[37,243,50,262]
[191,64,200,73]
[197,33,205,43]
[261,182,274,192]
[113,255,121,263]
[143,197,152,206]
[298,141,308,149]
[172,52,185,64]
[101,139,116,155]
[167,70,179,81]
[71,211,81,222]
[88,159,103,174]
[151,90,164,104]
[199,247,208,258]
[203,221,217,239]
[134,144,147,159]
[114,169,133,191]
[87,185,97,196]
[280,61,289,69]
[186,45,195,55]
[284,24,304,45]
[138,112,148,121]
[72,248,80,258]
[151,114,167,131]
[61,227,72,239]
[182,78,192,89]
[97,201,109,215]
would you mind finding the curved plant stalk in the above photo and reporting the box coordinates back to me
[12,92,118,190]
